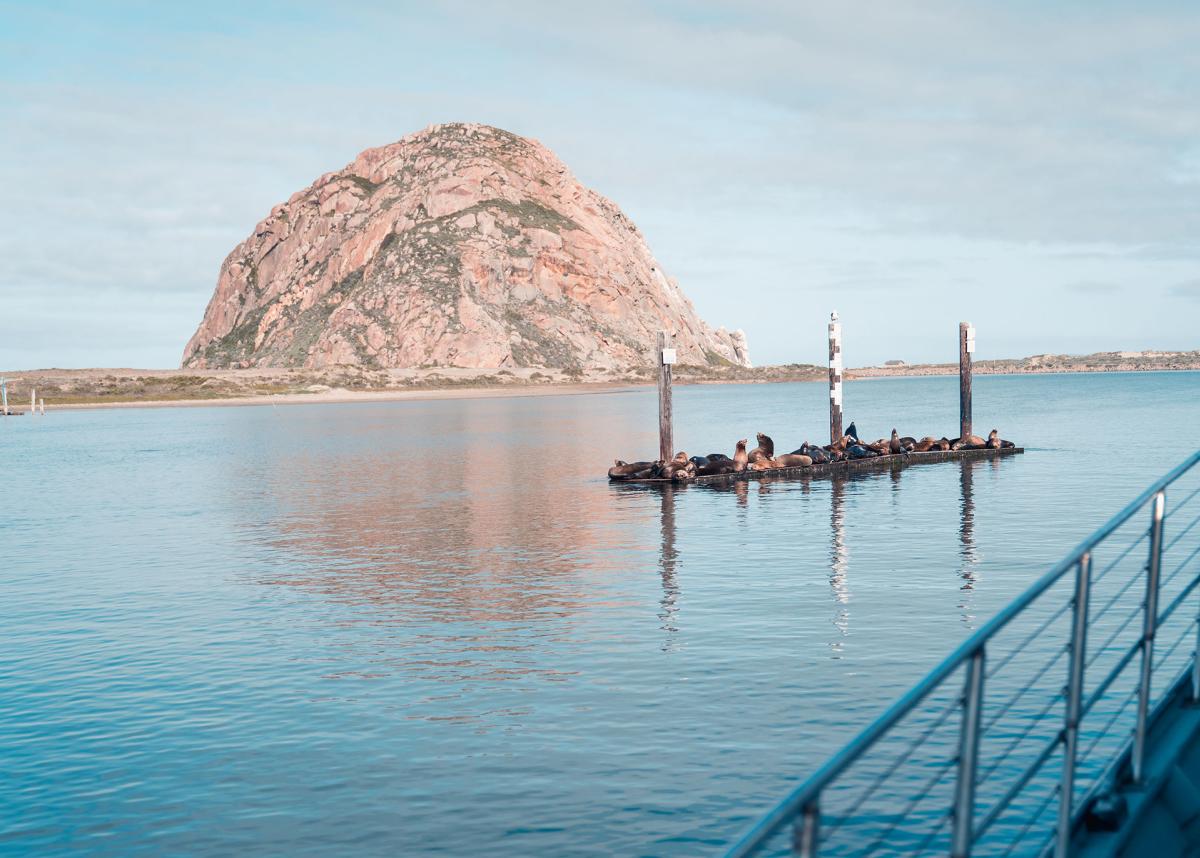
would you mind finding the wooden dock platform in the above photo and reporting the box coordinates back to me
[609,446,1024,485]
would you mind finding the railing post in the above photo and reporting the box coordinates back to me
[1132,490,1166,785]
[1058,552,1091,855]
[791,800,819,857]
[952,648,985,858]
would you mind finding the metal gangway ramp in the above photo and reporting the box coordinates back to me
[725,451,1200,857]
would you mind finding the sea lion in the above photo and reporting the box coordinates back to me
[689,456,710,468]
[847,444,877,459]
[660,452,695,481]
[794,442,831,464]
[774,453,813,468]
[867,439,891,455]
[733,439,749,472]
[706,453,732,462]
[889,429,902,455]
[828,434,853,454]
[951,435,987,451]
[696,458,738,476]
[749,458,778,471]
[911,437,939,453]
[748,432,775,463]
[609,459,660,479]
[846,422,859,441]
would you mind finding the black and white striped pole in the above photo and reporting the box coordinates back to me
[828,312,843,444]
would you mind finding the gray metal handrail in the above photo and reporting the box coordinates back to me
[725,450,1200,857]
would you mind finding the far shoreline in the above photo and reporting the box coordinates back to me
[4,360,1196,413]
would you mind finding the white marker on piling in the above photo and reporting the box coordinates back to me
[828,311,843,444]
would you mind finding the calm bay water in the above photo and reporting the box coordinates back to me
[3,372,1199,856]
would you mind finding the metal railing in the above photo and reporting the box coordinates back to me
[725,451,1200,857]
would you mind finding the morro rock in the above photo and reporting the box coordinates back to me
[183,123,749,370]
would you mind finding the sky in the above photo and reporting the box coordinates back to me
[1,1,1198,370]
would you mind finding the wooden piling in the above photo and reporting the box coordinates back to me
[959,322,974,441]
[1,378,7,416]
[657,330,674,462]
[39,398,45,416]
[31,389,36,416]
[828,312,843,444]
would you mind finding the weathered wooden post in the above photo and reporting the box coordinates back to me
[1,378,7,416]
[828,311,843,444]
[31,389,36,416]
[39,398,45,416]
[959,322,974,441]
[657,330,675,462]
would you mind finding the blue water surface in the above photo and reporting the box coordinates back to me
[2,372,1198,856]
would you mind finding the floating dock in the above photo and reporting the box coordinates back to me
[609,445,1023,485]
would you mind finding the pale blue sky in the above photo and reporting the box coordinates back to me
[1,1,1197,369]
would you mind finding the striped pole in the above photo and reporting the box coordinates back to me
[829,312,843,444]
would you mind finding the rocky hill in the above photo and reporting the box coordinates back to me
[183,123,749,370]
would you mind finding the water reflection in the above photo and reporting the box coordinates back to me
[829,476,850,654]
[959,460,982,626]
[659,484,680,649]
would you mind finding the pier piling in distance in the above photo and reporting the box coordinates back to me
[1,377,7,416]
[31,389,36,416]
[658,330,675,462]
[39,398,45,415]
[828,312,843,444]
[960,322,974,441]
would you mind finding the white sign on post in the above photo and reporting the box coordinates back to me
[661,348,677,365]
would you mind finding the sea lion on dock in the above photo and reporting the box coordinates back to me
[951,435,987,451]
[748,432,775,463]
[773,453,813,468]
[706,453,731,462]
[889,429,902,455]
[795,442,831,464]
[734,439,749,472]
[696,458,738,476]
[846,422,859,441]
[749,458,777,471]
[847,444,877,459]
[689,456,709,468]
[828,434,852,454]
[867,439,891,455]
[911,437,939,453]
[660,452,695,481]
[608,459,661,479]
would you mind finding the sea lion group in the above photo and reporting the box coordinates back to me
[608,422,1016,482]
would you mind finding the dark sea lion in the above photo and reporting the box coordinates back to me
[774,453,813,468]
[847,444,876,459]
[846,422,859,441]
[696,459,737,476]
[889,429,902,455]
[609,459,659,479]
[689,455,709,467]
[706,453,731,462]
[806,446,832,464]
[734,439,749,472]
[748,432,775,463]
[899,436,916,447]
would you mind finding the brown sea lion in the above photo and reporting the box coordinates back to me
[951,435,987,451]
[867,439,890,455]
[773,453,813,468]
[986,429,1002,449]
[749,458,777,471]
[660,452,694,480]
[889,429,902,455]
[827,434,852,454]
[911,437,939,453]
[748,432,775,463]
[734,439,749,472]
